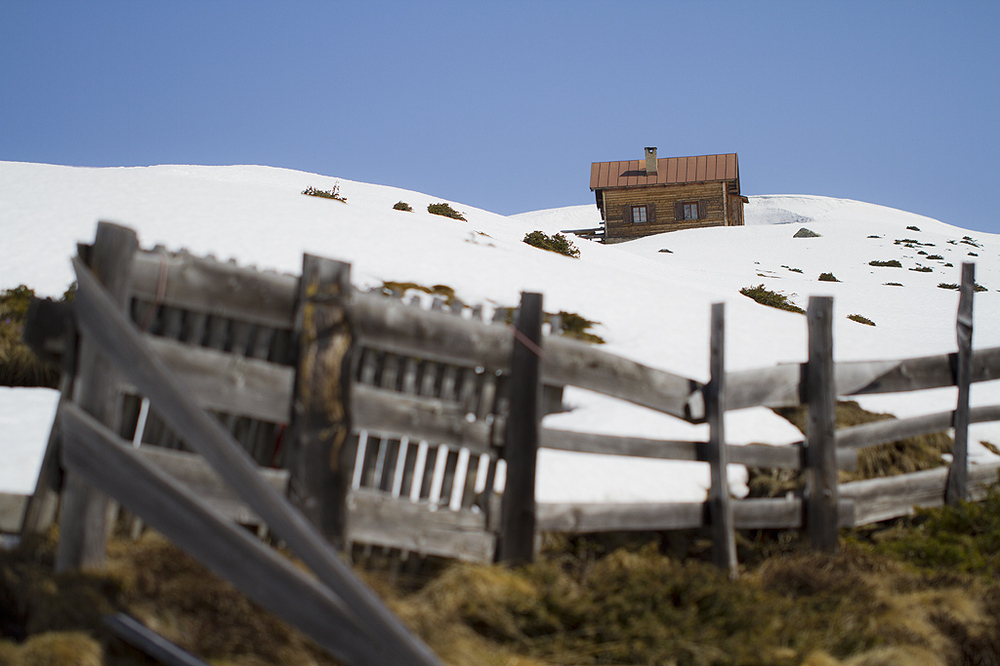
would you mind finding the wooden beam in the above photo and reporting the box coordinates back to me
[347,488,494,562]
[497,293,543,564]
[286,254,355,548]
[129,336,294,423]
[103,613,211,666]
[536,498,856,534]
[706,303,737,575]
[836,403,1000,451]
[70,253,442,666]
[545,335,706,423]
[536,501,705,533]
[946,263,974,505]
[136,447,288,525]
[541,429,804,469]
[726,345,1000,411]
[130,250,298,330]
[57,221,138,573]
[541,429,700,460]
[351,291,513,369]
[352,384,496,455]
[805,297,839,553]
[841,461,1000,525]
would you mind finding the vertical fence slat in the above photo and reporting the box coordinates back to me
[706,303,737,576]
[287,254,354,548]
[497,292,543,564]
[946,262,975,505]
[805,296,839,553]
[56,221,138,572]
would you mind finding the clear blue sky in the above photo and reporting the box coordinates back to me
[3,1,998,232]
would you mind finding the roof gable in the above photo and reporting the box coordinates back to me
[590,153,739,190]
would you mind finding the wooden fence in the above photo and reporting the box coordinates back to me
[8,220,1000,661]
[23,223,444,665]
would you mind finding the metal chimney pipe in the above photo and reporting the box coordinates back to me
[645,147,657,175]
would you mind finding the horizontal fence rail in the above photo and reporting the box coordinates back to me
[726,346,1000,412]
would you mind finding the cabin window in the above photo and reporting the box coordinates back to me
[631,205,648,223]
[674,200,709,221]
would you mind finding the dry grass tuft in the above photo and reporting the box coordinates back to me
[770,400,951,483]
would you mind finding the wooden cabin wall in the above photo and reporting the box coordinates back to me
[727,192,746,226]
[603,182,731,241]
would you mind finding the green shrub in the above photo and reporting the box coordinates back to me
[884,282,903,287]
[302,183,347,202]
[847,314,875,326]
[491,306,605,344]
[906,225,920,231]
[961,235,981,248]
[910,266,932,272]
[380,281,461,306]
[427,202,466,221]
[866,481,1000,575]
[869,259,902,267]
[771,400,951,485]
[867,235,881,239]
[392,201,413,212]
[554,310,605,344]
[739,284,805,314]
[937,283,986,292]
[1,285,61,387]
[781,265,803,274]
[926,254,943,260]
[522,231,580,259]
[818,272,839,282]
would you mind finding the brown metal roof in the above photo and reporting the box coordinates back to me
[590,153,739,190]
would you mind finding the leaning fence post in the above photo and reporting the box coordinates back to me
[706,302,737,576]
[804,296,839,553]
[56,221,139,572]
[287,255,355,549]
[497,292,543,565]
[946,262,975,505]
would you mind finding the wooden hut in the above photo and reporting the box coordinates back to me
[590,148,747,243]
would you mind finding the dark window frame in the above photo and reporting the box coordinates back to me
[674,199,709,221]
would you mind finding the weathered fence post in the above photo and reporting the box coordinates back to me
[804,296,839,553]
[497,292,543,564]
[287,255,355,548]
[706,303,737,576]
[946,262,975,505]
[56,221,139,572]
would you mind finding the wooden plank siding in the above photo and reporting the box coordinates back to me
[604,181,733,241]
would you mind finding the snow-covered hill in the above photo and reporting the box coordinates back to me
[3,162,999,500]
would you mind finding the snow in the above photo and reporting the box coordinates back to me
[2,161,999,504]
[0,388,58,494]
